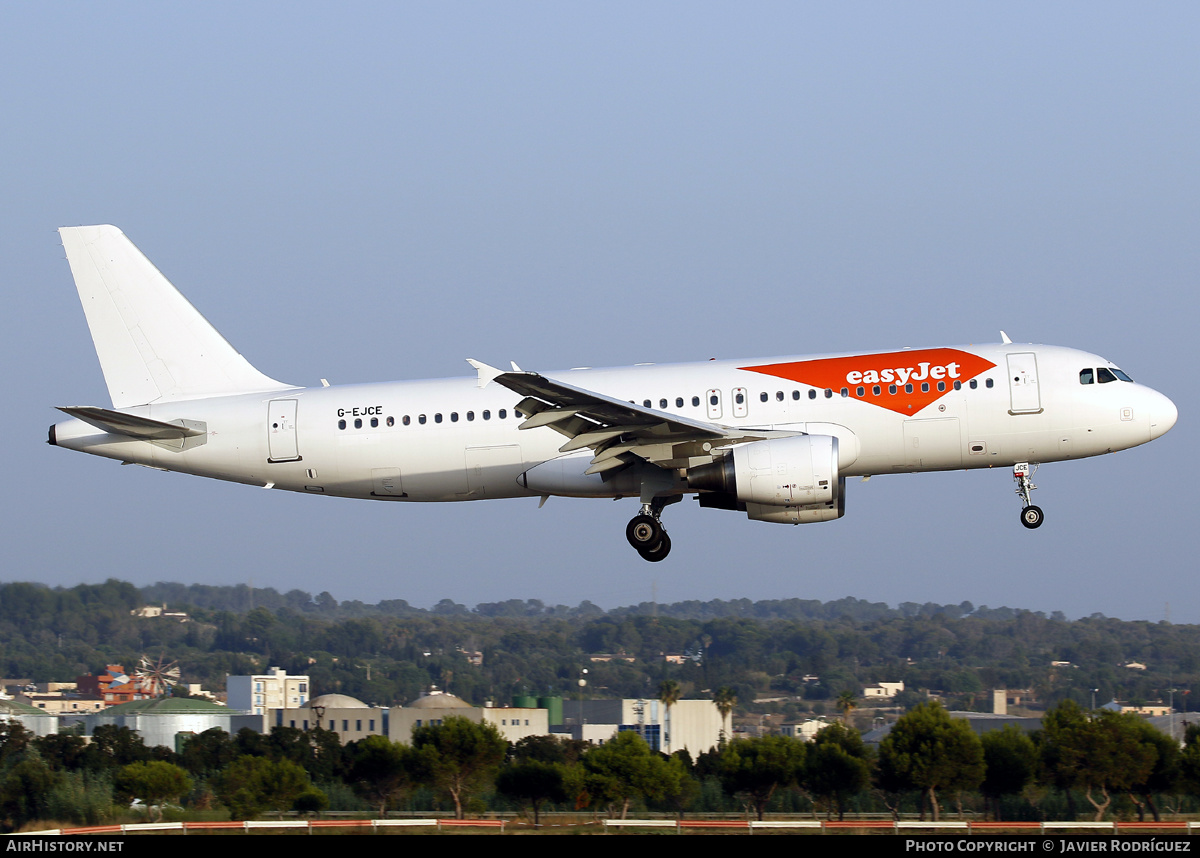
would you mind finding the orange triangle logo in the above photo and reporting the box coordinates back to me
[741,348,997,415]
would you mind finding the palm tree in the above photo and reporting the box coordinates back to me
[658,679,682,754]
[713,686,737,746]
[836,691,858,725]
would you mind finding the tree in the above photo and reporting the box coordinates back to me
[878,701,984,821]
[179,728,236,777]
[411,716,506,819]
[346,735,418,816]
[582,730,672,819]
[658,680,681,754]
[84,725,152,773]
[495,760,567,827]
[0,755,56,832]
[719,735,806,820]
[1124,717,1179,822]
[836,691,858,724]
[806,723,872,820]
[215,756,311,820]
[713,686,737,745]
[115,761,192,821]
[1037,702,1156,821]
[980,725,1036,820]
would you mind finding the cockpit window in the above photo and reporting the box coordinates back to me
[1079,369,1094,385]
[1111,368,1133,382]
[1096,367,1117,384]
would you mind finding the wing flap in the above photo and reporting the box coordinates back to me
[477,365,801,466]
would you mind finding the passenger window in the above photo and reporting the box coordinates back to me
[1079,368,1094,385]
[792,390,800,400]
[387,416,395,427]
[888,385,896,395]
[904,383,913,393]
[1097,368,1117,384]
[450,412,459,422]
[759,392,768,402]
[953,381,961,390]
[434,413,443,423]
[986,378,994,388]
[499,409,507,419]
[776,391,784,401]
[692,396,700,407]
[467,411,474,421]
[419,414,427,424]
[338,419,346,430]
[936,382,944,392]
[483,410,491,420]
[709,395,718,406]
[676,397,684,408]
[856,386,865,396]
[840,388,849,397]
[873,385,881,396]
[659,398,668,408]
[922,382,930,393]
[354,418,362,428]
[969,380,978,390]
[403,415,411,426]
[825,389,833,398]
[644,400,651,408]
[370,417,378,428]
[735,392,745,404]
[808,390,817,400]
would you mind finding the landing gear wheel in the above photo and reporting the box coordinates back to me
[1020,505,1044,529]
[626,514,663,550]
[638,532,672,562]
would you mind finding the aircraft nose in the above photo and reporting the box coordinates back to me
[1148,390,1178,440]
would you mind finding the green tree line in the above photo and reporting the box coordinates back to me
[3,703,1200,831]
[0,580,1196,718]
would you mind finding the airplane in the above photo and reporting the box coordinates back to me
[49,225,1178,562]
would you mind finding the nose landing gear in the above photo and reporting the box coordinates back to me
[1013,463,1043,529]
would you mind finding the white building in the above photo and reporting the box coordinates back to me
[863,681,904,698]
[557,698,721,754]
[227,666,309,715]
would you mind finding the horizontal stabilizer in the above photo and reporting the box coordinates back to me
[57,406,205,441]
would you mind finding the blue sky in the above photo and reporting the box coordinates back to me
[4,4,1196,621]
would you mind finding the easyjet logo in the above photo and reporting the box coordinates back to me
[740,348,996,415]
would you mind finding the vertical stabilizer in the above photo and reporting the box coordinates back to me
[59,225,295,407]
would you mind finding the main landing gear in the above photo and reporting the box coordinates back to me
[1013,462,1043,529]
[626,497,678,562]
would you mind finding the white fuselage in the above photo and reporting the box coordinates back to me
[51,342,1176,506]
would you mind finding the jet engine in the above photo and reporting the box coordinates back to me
[688,435,845,524]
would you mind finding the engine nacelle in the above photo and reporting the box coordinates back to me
[688,435,845,524]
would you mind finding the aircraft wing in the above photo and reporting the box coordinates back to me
[468,360,797,474]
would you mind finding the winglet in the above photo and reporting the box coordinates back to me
[1000,331,1013,344]
[466,358,504,389]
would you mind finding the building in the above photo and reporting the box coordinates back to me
[388,690,549,745]
[227,666,309,715]
[85,697,259,751]
[0,698,58,737]
[781,719,831,741]
[863,682,904,698]
[272,693,388,744]
[76,665,155,706]
[556,698,721,754]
